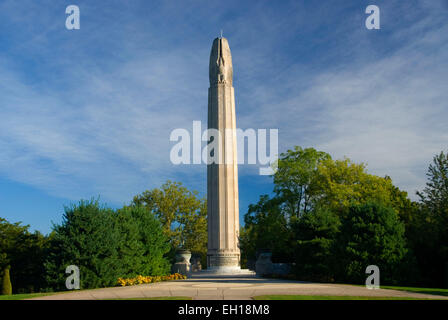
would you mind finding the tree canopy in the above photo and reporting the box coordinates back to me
[240,146,418,285]
[45,199,170,290]
[0,218,48,293]
[132,181,207,259]
[335,202,408,284]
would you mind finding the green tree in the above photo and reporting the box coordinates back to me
[313,158,409,214]
[113,207,146,279]
[240,195,291,264]
[417,151,448,214]
[0,218,48,293]
[334,202,408,284]
[179,199,207,256]
[45,199,171,290]
[9,230,49,293]
[241,145,415,284]
[45,199,121,290]
[124,206,171,276]
[272,147,410,219]
[0,218,28,270]
[410,150,448,287]
[274,146,331,218]
[244,144,442,286]
[291,206,340,282]
[132,181,207,261]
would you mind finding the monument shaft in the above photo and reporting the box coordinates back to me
[207,37,240,270]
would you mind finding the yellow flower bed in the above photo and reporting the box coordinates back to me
[117,273,187,287]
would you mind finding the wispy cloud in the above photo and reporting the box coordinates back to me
[235,1,448,198]
[0,0,446,208]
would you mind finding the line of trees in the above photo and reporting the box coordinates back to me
[240,146,448,288]
[0,181,207,294]
[1,147,447,293]
[0,218,48,294]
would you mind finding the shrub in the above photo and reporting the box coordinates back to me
[45,199,171,290]
[1,267,12,295]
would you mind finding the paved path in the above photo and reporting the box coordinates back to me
[30,274,448,300]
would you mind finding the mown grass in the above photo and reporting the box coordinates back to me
[380,286,448,297]
[349,284,448,297]
[0,292,58,300]
[252,295,439,300]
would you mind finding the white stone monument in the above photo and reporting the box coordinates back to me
[205,36,253,275]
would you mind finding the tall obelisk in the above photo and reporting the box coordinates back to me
[207,37,241,272]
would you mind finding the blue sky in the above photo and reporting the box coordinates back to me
[0,1,447,234]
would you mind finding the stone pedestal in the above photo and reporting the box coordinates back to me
[255,251,273,276]
[193,268,256,276]
[190,254,202,272]
[246,259,256,271]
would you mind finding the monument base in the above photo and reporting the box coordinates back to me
[207,252,240,269]
[192,267,256,277]
[172,262,190,276]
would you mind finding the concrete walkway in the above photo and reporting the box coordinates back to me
[30,274,448,300]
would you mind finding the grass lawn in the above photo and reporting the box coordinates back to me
[252,295,439,300]
[0,292,192,301]
[380,286,448,297]
[0,293,58,300]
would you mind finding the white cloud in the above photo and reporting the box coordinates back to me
[239,4,448,199]
[0,0,446,206]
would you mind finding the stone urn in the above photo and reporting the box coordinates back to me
[172,249,191,276]
[175,249,192,263]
